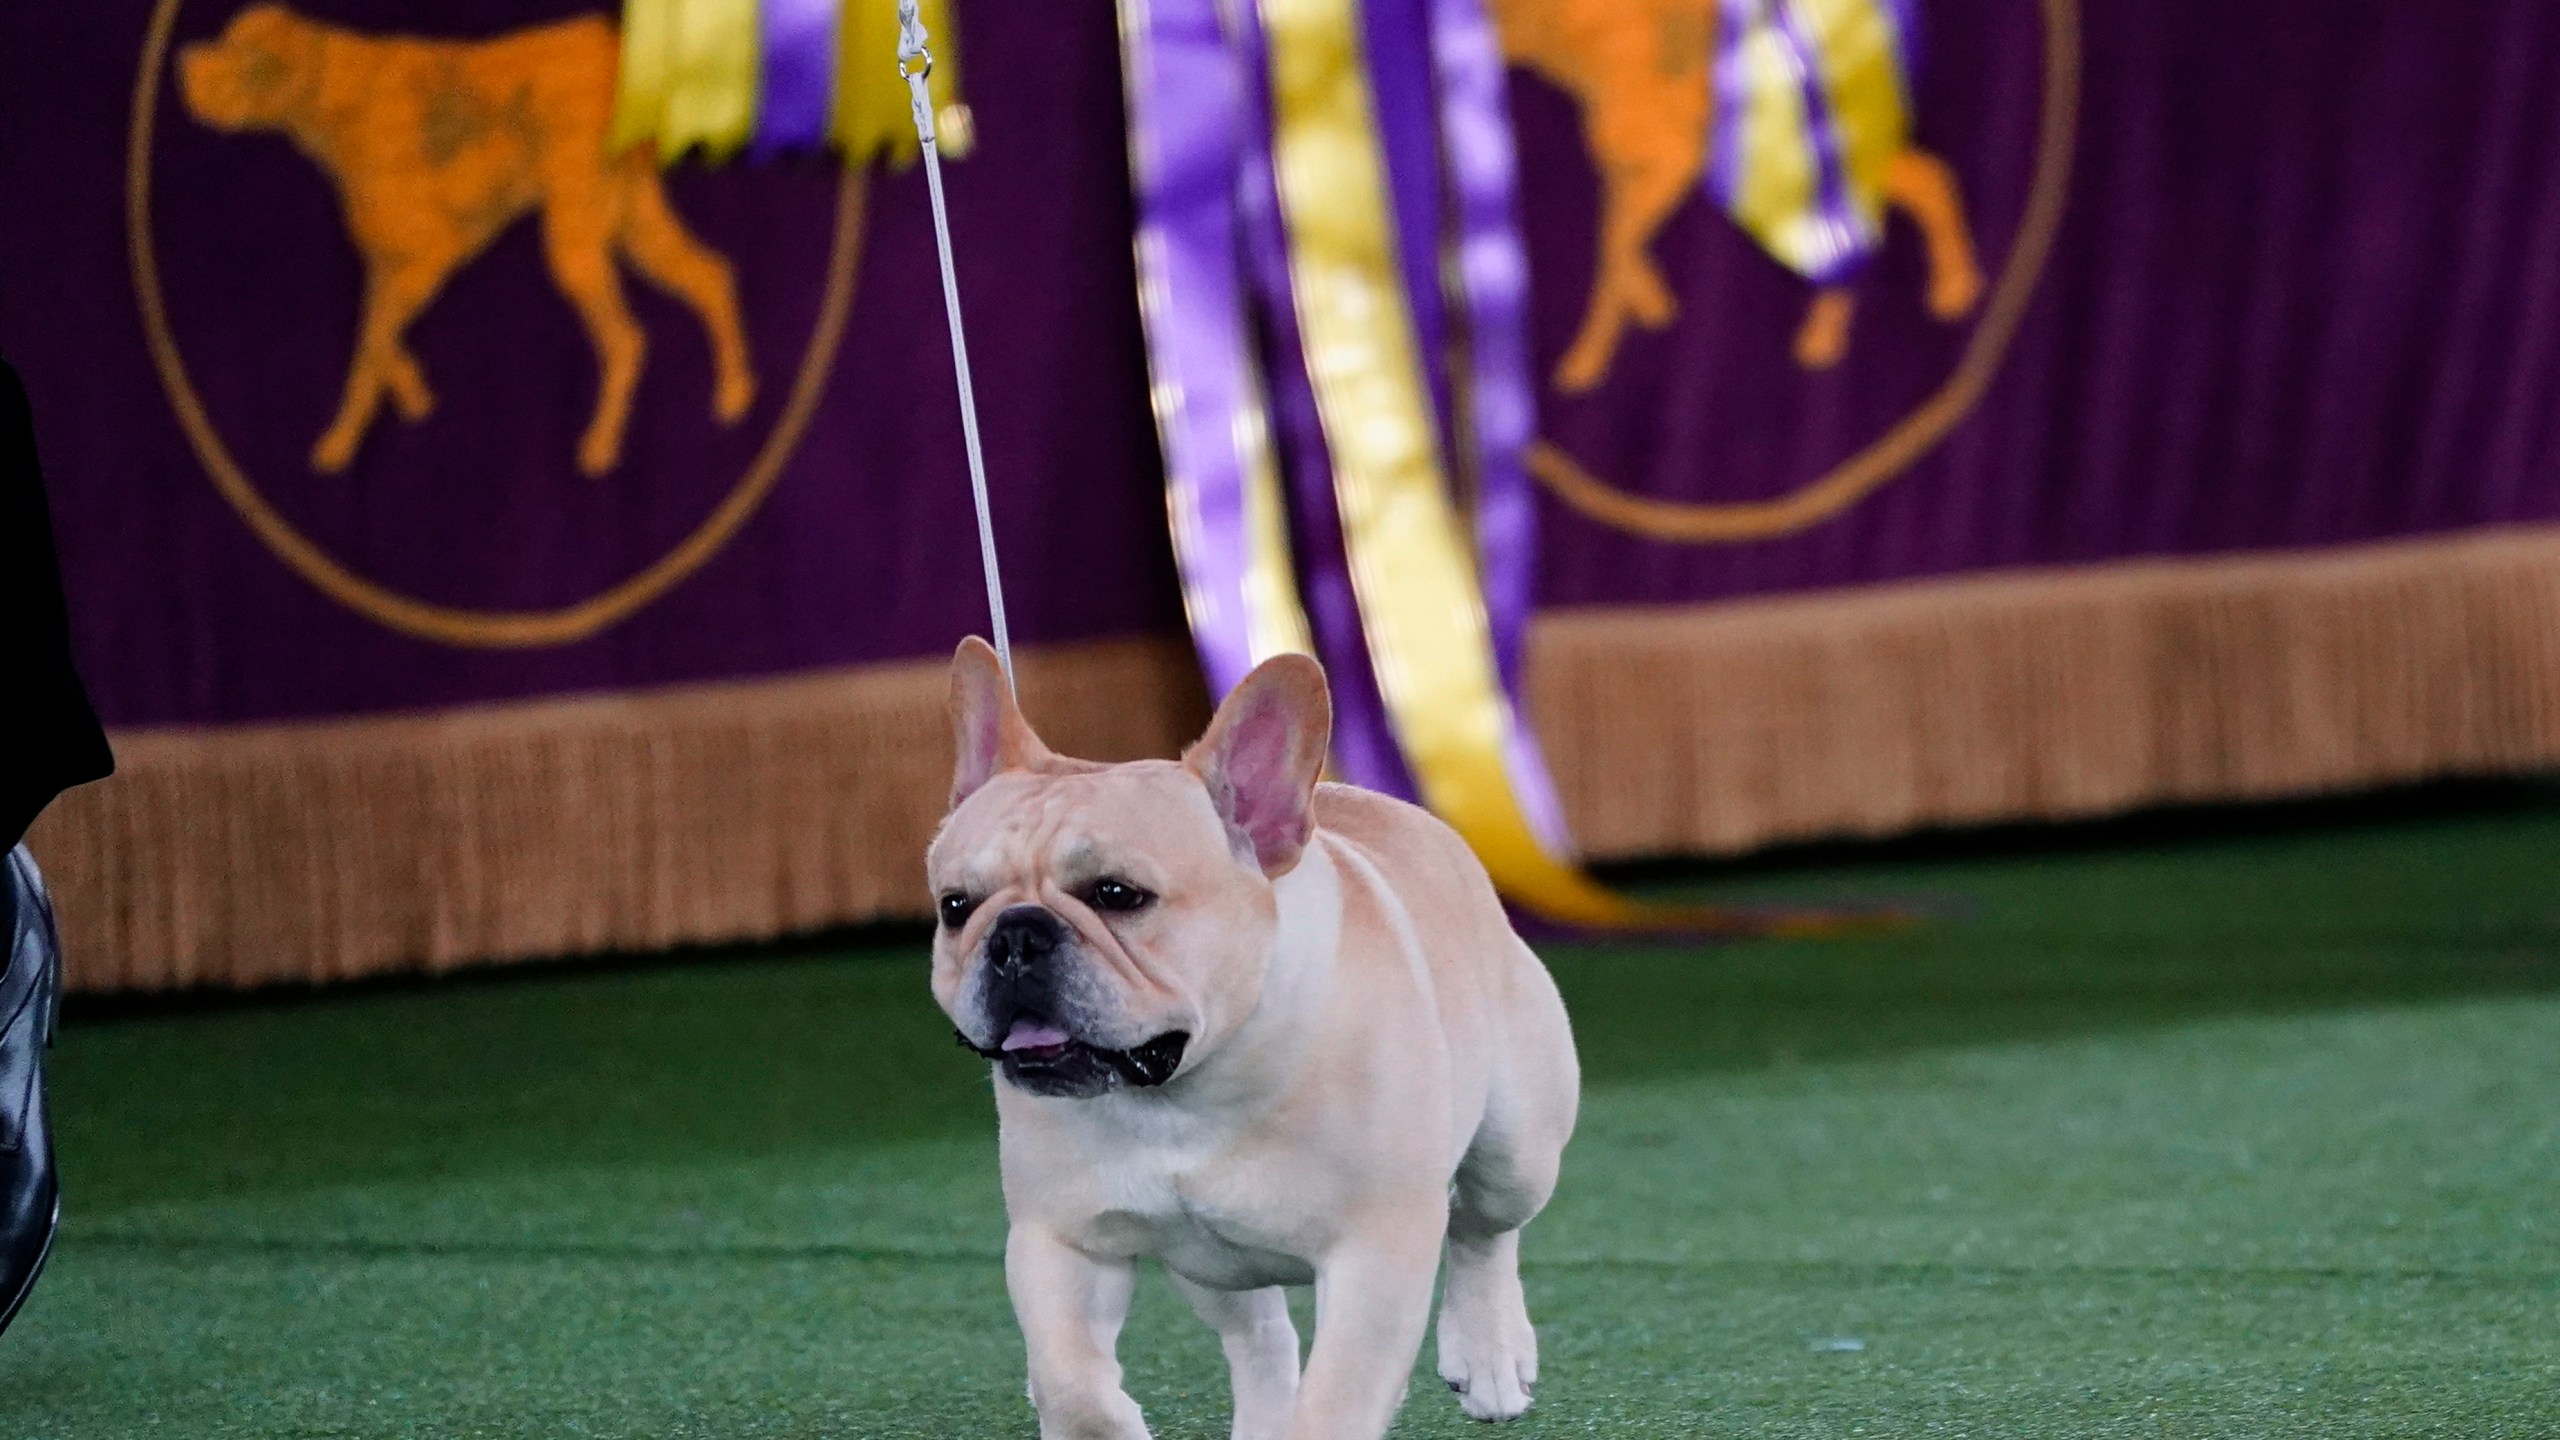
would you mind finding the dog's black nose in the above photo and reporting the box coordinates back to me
[984,905,1068,979]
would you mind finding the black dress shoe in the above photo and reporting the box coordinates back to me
[0,845,61,1338]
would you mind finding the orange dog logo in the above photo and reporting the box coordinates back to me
[1490,0,1985,391]
[179,5,757,476]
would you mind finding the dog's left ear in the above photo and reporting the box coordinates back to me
[1185,653,1331,877]
[949,637,1053,808]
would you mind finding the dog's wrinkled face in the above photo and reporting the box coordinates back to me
[926,640,1330,1099]
[179,5,323,133]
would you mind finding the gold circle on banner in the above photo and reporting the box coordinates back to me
[126,0,865,648]
[1527,0,2080,544]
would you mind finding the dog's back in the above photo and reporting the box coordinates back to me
[299,16,623,195]
[1311,781,1514,964]
[1309,782,1575,1095]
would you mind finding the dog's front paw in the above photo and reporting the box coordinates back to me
[1437,1306,1537,1422]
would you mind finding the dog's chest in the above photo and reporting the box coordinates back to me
[1064,1128,1322,1290]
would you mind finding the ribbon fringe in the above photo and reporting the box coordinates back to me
[612,0,960,166]
[1710,0,1916,284]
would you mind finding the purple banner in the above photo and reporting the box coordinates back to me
[0,0,1180,728]
[5,0,2558,738]
[1517,0,2560,603]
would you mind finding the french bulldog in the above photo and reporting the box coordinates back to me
[927,638,1580,1440]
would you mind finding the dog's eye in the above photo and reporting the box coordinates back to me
[937,892,979,930]
[1083,879,1154,914]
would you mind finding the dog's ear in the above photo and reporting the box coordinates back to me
[1184,653,1331,877]
[948,637,1051,808]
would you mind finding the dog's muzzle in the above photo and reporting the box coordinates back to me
[957,906,1189,1096]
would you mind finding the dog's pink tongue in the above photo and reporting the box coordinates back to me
[1002,1020,1072,1052]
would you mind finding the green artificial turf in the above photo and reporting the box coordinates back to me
[5,789,2559,1436]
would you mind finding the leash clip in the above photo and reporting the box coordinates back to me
[895,0,934,80]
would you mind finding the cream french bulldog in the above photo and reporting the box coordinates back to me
[926,638,1580,1440]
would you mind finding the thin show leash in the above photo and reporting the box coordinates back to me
[897,1,1015,692]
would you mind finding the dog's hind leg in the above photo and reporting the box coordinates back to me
[541,207,647,477]
[380,343,435,423]
[1169,1275,1298,1440]
[1439,1143,1550,1422]
[1438,952,1575,1423]
[1883,147,1983,321]
[1437,1227,1536,1421]
[314,262,444,473]
[1554,86,1707,394]
[617,174,757,424]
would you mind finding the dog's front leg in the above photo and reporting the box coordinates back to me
[1007,1224,1150,1440]
[1287,1217,1444,1440]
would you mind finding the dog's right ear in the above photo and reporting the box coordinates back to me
[949,637,1051,808]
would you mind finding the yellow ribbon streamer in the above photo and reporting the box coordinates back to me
[610,0,679,154]
[1727,18,1827,275]
[1804,0,1910,218]
[1257,0,1726,928]
[611,0,759,159]
[678,0,765,160]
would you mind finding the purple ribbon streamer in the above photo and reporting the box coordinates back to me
[1123,0,1271,699]
[1770,0,1875,284]
[1133,0,1563,815]
[1230,0,1417,798]
[1421,0,1572,847]
[1883,0,1923,89]
[752,0,840,156]
[1709,0,1758,218]
[1355,0,1570,839]
[1362,0,1459,467]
